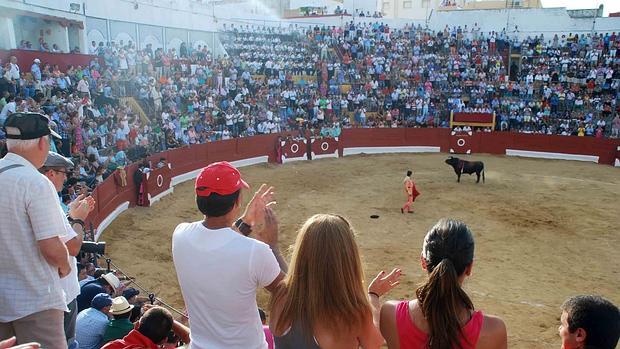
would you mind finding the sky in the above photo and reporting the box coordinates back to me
[540,0,620,16]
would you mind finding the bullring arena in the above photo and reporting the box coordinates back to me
[94,130,620,349]
[4,1,620,347]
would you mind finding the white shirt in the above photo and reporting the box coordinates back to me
[9,63,20,80]
[77,79,90,93]
[0,101,16,120]
[0,153,69,322]
[60,219,80,304]
[172,223,280,349]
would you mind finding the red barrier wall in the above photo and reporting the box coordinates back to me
[453,112,494,123]
[143,166,173,206]
[85,130,620,237]
[0,49,98,72]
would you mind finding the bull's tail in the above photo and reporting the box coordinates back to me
[482,168,485,183]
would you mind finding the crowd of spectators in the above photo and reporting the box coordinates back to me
[1,23,619,192]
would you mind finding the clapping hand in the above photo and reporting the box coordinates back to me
[68,193,96,221]
[368,268,402,297]
[241,184,276,230]
[252,207,279,248]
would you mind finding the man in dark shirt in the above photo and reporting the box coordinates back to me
[77,272,121,312]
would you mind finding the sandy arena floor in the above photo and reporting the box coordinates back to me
[103,153,620,349]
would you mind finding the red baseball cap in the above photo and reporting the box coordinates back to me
[195,161,249,196]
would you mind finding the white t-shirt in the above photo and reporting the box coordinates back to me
[172,222,280,349]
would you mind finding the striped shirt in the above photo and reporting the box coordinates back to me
[0,153,69,322]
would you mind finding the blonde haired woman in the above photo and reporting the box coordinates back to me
[269,214,401,349]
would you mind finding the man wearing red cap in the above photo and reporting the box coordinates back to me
[172,161,287,349]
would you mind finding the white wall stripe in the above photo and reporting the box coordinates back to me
[95,201,130,241]
[343,146,441,156]
[506,149,599,163]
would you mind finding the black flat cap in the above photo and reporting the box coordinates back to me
[4,112,61,140]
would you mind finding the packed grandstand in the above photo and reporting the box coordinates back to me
[0,0,620,348]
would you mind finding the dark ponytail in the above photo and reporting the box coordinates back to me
[415,219,475,349]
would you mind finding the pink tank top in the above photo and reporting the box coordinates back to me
[396,300,484,349]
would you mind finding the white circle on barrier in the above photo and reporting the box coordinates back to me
[457,138,466,147]
[157,174,164,188]
[321,142,329,151]
[291,143,299,154]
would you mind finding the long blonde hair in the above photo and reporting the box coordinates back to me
[272,214,371,341]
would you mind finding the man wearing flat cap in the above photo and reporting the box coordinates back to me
[0,112,72,348]
[40,151,96,348]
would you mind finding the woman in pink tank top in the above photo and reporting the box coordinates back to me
[379,219,507,349]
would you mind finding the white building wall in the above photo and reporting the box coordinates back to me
[229,7,619,42]
[428,8,620,39]
[0,16,16,49]
[381,0,442,22]
[84,0,218,32]
[342,0,379,15]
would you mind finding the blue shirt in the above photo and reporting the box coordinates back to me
[76,308,109,349]
[57,77,67,90]
[31,64,41,81]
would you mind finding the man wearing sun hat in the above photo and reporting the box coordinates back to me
[77,272,122,313]
[0,112,71,348]
[102,296,135,342]
[172,161,287,349]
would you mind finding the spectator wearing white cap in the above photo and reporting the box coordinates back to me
[102,297,134,343]
[76,293,113,349]
[31,59,41,82]
[0,112,70,348]
[40,151,96,347]
[77,273,121,313]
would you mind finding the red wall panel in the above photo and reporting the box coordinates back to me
[85,130,620,235]
[1,49,99,73]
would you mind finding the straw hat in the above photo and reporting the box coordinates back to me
[109,296,134,315]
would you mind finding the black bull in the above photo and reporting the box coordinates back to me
[445,156,485,183]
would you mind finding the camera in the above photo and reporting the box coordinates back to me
[80,241,106,255]
[94,268,116,278]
